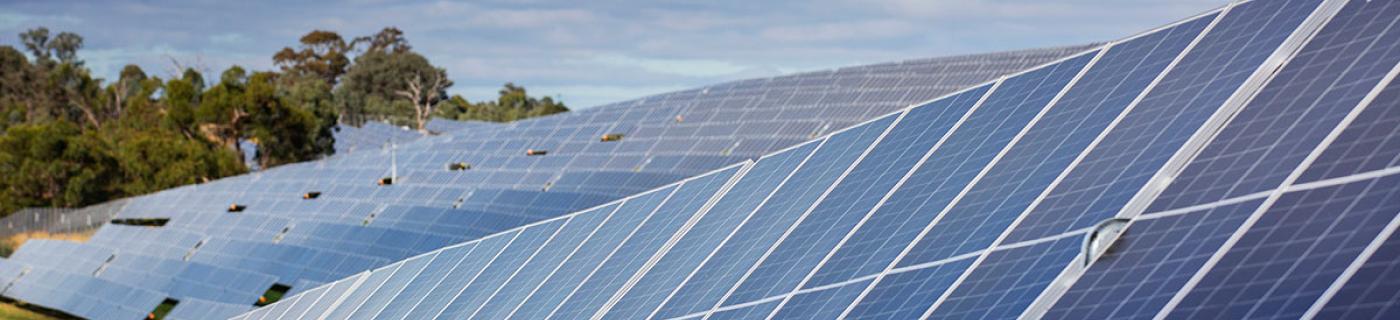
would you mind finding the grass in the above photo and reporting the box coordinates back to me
[0,302,60,320]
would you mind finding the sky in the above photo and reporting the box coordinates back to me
[0,0,1224,109]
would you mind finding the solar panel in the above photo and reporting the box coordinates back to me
[231,1,1400,319]
[12,0,1400,318]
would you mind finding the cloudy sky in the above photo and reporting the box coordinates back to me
[1,0,1224,108]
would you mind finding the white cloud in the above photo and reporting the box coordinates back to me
[760,20,917,43]
[589,54,753,78]
[209,33,248,46]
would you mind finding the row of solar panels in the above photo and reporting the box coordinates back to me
[0,42,1095,318]
[236,0,1400,319]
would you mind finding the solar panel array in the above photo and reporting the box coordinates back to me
[0,30,1090,319]
[233,0,1400,319]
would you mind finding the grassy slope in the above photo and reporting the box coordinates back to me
[0,303,58,320]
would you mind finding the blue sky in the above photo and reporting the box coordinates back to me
[0,0,1223,108]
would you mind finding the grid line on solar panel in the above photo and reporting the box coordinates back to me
[318,260,403,320]
[343,249,441,319]
[1040,199,1262,320]
[367,238,478,319]
[364,162,750,317]
[858,22,1211,317]
[817,14,1220,292]
[432,218,570,319]
[1142,0,1400,213]
[688,73,1019,318]
[1310,214,1400,319]
[724,57,1044,305]
[275,282,331,319]
[924,235,1083,319]
[465,204,620,319]
[1162,173,1400,319]
[1148,7,1397,318]
[812,43,1181,315]
[1297,64,1400,182]
[514,185,683,319]
[707,299,782,320]
[601,142,822,320]
[1112,0,1341,220]
[851,55,1103,320]
[1303,186,1400,319]
[1002,0,1330,243]
[562,164,750,320]
[768,278,873,319]
[649,115,899,319]
[523,184,686,320]
[640,141,828,320]
[297,273,365,320]
[1027,1,1392,317]
[391,238,495,319]
[706,113,906,309]
[842,257,976,319]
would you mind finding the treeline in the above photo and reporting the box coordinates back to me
[0,26,568,216]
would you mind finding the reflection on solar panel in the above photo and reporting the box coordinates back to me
[13,0,1400,318]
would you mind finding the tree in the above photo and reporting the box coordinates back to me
[108,128,244,196]
[0,121,119,214]
[0,28,345,218]
[435,83,569,123]
[335,50,447,127]
[363,27,411,54]
[161,68,203,138]
[277,74,337,155]
[195,66,249,156]
[394,69,451,132]
[272,30,356,86]
[272,27,411,87]
[19,27,83,66]
[108,64,147,118]
[243,72,330,168]
[0,46,41,126]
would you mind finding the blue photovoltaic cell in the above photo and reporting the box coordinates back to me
[805,83,1035,287]
[1005,0,1325,242]
[434,218,566,319]
[255,292,303,320]
[344,251,438,320]
[279,285,330,319]
[1298,74,1400,182]
[319,263,402,320]
[295,274,363,320]
[728,78,998,304]
[770,278,871,320]
[709,300,782,320]
[651,116,897,319]
[549,165,742,319]
[508,186,676,320]
[397,234,508,319]
[893,52,1097,267]
[1147,0,1400,212]
[603,142,820,319]
[469,204,619,320]
[1043,199,1261,320]
[818,17,1207,287]
[1168,173,1400,319]
[1316,227,1400,319]
[845,258,974,320]
[927,236,1081,319]
[366,242,475,319]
